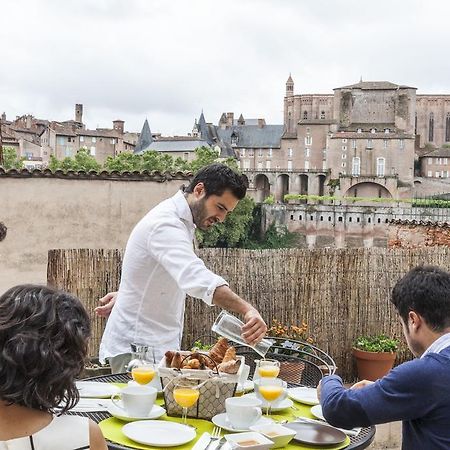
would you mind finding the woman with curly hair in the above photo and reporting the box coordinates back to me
[0,284,107,449]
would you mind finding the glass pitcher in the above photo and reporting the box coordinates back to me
[211,311,272,357]
[126,342,154,373]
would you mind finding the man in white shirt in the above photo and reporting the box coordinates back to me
[97,163,267,373]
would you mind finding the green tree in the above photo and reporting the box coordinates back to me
[189,146,220,173]
[196,196,256,248]
[48,148,101,172]
[104,152,143,172]
[1,147,24,170]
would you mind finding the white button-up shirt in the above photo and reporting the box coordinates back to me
[99,190,228,363]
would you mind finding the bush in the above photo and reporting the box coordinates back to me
[354,334,399,353]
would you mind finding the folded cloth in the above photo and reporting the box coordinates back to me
[191,432,211,450]
[65,398,112,412]
[295,417,362,437]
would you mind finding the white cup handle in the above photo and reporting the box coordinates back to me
[111,393,125,411]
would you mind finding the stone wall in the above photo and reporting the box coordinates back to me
[0,170,190,294]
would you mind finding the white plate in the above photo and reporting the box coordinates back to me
[75,381,120,398]
[287,387,319,405]
[122,420,196,447]
[107,402,166,421]
[211,413,273,432]
[310,404,325,421]
[236,380,254,394]
[243,393,294,411]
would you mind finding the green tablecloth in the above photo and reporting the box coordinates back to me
[99,396,351,450]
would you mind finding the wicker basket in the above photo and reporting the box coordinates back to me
[158,352,243,420]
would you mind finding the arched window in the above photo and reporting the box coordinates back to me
[303,110,308,120]
[429,112,434,142]
[352,157,360,176]
[376,157,385,177]
[446,113,450,142]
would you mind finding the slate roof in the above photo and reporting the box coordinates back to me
[134,119,153,153]
[216,125,283,148]
[136,139,208,153]
[335,81,416,90]
[420,148,450,158]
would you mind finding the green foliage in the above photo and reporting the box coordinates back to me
[189,146,220,173]
[197,196,256,248]
[104,152,143,172]
[191,340,213,351]
[48,148,101,172]
[354,334,399,353]
[263,195,274,204]
[1,147,24,170]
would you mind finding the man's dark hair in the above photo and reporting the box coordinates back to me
[185,163,247,200]
[0,284,91,413]
[391,265,450,331]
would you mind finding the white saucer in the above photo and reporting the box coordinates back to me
[107,402,166,422]
[243,393,293,411]
[76,381,120,398]
[287,386,319,405]
[211,412,273,432]
[122,420,196,447]
[310,404,325,421]
[236,380,254,394]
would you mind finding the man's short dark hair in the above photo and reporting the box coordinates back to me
[0,284,91,413]
[185,163,247,200]
[391,265,450,331]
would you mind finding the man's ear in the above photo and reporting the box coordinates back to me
[193,182,205,198]
[408,311,422,333]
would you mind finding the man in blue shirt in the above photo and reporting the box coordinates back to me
[319,265,450,449]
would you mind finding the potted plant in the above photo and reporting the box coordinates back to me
[352,334,399,381]
[267,319,315,383]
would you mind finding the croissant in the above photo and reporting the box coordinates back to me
[165,350,175,366]
[186,358,201,369]
[218,359,241,374]
[208,337,229,363]
[171,352,183,369]
[222,346,236,363]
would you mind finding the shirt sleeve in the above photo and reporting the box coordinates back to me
[321,359,435,429]
[147,217,228,305]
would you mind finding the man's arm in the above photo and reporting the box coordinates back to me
[320,360,435,429]
[212,285,267,345]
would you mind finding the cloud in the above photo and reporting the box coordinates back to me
[1,0,450,135]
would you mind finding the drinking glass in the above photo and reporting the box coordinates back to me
[211,311,272,357]
[257,359,280,378]
[131,363,156,385]
[173,379,200,426]
[254,378,287,416]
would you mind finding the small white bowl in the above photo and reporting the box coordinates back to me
[225,431,274,449]
[249,423,296,448]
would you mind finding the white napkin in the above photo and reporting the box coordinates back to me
[295,417,361,437]
[69,398,112,412]
[191,432,211,450]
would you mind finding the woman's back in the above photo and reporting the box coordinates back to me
[0,415,89,450]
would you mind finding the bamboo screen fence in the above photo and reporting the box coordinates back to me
[47,247,450,381]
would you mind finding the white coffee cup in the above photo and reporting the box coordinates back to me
[225,396,262,429]
[111,385,157,417]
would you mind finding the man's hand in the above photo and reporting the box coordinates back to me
[241,309,267,345]
[94,291,117,318]
[317,379,322,401]
[350,379,374,390]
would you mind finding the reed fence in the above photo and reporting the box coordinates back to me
[47,247,450,381]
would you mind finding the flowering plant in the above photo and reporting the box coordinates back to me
[267,319,314,344]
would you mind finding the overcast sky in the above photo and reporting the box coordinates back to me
[1,0,450,135]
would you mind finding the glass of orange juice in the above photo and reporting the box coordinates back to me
[131,364,156,385]
[258,359,280,378]
[254,378,287,416]
[173,380,200,425]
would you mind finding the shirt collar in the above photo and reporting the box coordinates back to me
[421,332,450,358]
[173,189,195,229]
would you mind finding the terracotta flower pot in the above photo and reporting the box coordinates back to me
[352,348,396,381]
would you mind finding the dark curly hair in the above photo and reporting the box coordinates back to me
[0,284,91,413]
[391,265,450,331]
[185,163,247,200]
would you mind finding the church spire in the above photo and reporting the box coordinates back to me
[286,73,294,97]
[134,119,153,154]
